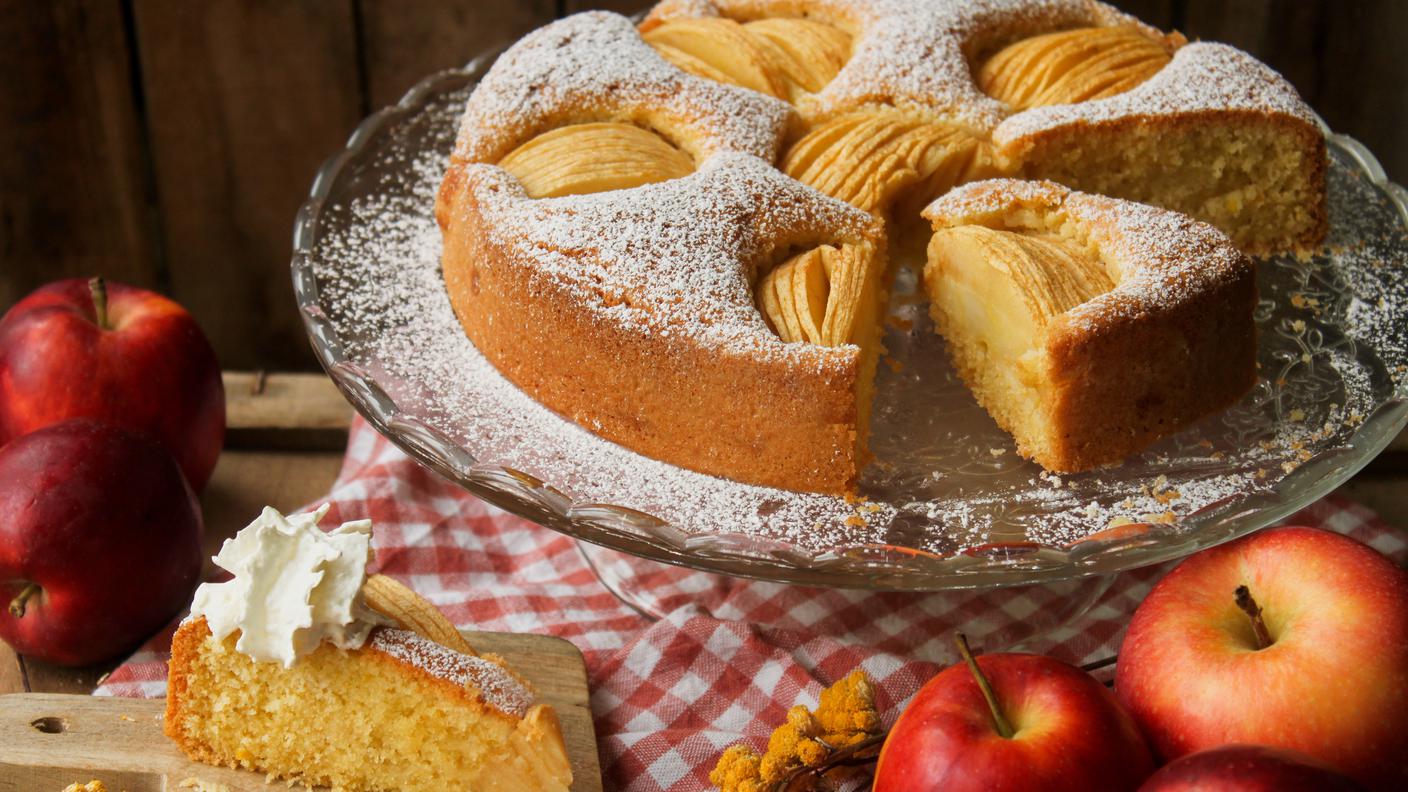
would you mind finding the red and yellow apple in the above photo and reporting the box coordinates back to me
[1139,745,1366,791]
[0,277,224,490]
[1116,526,1408,790]
[0,419,204,666]
[875,636,1154,791]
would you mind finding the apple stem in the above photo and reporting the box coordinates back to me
[1235,585,1273,650]
[89,276,110,330]
[8,583,40,618]
[955,632,1015,739]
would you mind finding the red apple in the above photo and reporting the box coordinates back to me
[1139,745,1366,791]
[1116,526,1408,790]
[0,277,224,490]
[874,636,1154,792]
[0,419,203,666]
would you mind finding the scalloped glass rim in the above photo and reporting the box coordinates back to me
[291,47,1408,591]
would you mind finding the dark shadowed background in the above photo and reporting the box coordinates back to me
[4,0,1404,371]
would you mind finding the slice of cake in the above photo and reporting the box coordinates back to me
[164,506,572,791]
[922,179,1256,472]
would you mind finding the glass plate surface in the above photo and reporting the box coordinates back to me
[292,51,1408,590]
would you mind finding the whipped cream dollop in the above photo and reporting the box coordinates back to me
[190,504,384,667]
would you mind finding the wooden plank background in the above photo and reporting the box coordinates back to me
[3,0,1406,369]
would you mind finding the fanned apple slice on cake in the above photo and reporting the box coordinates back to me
[497,122,695,198]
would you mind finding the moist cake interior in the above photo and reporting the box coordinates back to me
[1013,119,1324,255]
[926,222,1115,467]
[167,623,564,791]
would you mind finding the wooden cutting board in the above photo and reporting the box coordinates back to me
[0,630,601,792]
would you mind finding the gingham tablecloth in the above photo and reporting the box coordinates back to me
[98,417,1408,791]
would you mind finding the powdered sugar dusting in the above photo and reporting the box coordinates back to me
[453,151,879,357]
[813,0,1136,128]
[995,42,1318,145]
[648,0,1140,128]
[926,178,1249,333]
[455,2,1316,163]
[803,0,1005,128]
[369,628,533,719]
[1066,193,1247,328]
[925,177,1069,217]
[300,11,1408,584]
[453,12,790,165]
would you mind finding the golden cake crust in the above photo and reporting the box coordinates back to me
[438,155,884,494]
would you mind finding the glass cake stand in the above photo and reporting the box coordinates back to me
[291,48,1408,595]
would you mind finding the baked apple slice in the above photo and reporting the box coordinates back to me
[497,122,693,198]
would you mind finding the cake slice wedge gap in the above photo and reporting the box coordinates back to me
[922,179,1257,473]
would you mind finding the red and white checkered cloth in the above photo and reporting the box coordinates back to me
[98,416,1408,791]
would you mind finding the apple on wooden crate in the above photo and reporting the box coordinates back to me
[0,277,225,490]
[1117,526,1408,791]
[0,420,204,666]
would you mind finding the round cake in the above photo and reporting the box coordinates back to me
[435,0,1326,495]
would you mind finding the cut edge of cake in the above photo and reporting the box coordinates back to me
[922,179,1258,472]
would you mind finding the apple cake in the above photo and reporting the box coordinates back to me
[923,179,1256,472]
[164,507,572,791]
[436,0,1325,492]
